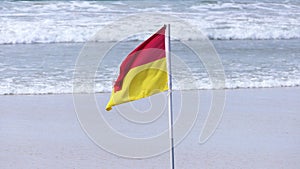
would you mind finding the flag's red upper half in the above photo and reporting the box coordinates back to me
[113,25,166,92]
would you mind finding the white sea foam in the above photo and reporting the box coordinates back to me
[0,1,299,44]
[0,77,299,95]
[1,59,299,95]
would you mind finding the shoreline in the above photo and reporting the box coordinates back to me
[1,86,299,96]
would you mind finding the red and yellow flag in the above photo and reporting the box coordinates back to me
[106,26,168,111]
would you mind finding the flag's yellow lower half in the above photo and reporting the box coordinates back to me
[106,57,168,111]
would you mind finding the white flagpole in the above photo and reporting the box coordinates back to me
[165,24,175,169]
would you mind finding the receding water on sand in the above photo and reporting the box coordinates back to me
[0,39,299,95]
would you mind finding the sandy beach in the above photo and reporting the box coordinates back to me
[1,0,300,168]
[1,87,299,169]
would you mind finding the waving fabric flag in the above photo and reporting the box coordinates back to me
[106,26,168,111]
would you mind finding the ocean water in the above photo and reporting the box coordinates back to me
[0,0,299,95]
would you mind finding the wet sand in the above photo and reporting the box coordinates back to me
[0,87,299,169]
